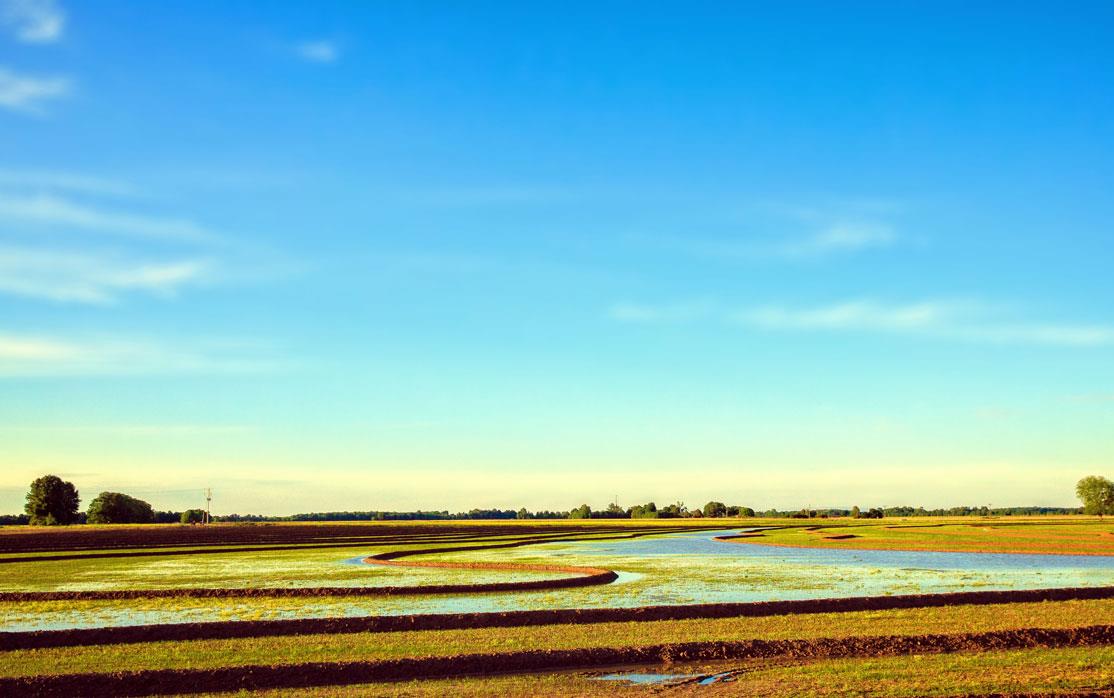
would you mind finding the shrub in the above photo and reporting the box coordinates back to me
[87,492,155,524]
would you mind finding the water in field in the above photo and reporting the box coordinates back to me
[3,529,1112,631]
[463,528,1114,610]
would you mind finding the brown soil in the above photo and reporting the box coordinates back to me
[2,625,1109,697]
[3,585,1111,651]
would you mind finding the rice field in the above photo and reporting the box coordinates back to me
[1,517,1111,696]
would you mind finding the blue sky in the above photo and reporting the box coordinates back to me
[1,1,1111,514]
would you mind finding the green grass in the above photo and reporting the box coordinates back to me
[2,519,1112,696]
[181,645,1114,697]
[735,517,1114,556]
[3,599,1111,678]
[2,519,1111,632]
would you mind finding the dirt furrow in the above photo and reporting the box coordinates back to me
[2,625,1110,697]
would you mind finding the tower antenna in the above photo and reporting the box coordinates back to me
[205,488,212,524]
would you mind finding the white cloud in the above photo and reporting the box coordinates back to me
[0,331,285,377]
[0,175,296,305]
[735,299,1114,347]
[295,40,339,64]
[0,66,69,113]
[739,300,957,332]
[0,193,217,242]
[963,324,1114,347]
[0,334,76,359]
[777,223,896,257]
[614,298,1114,348]
[400,186,572,206]
[608,300,713,324]
[0,245,211,303]
[1,0,64,43]
[0,170,136,197]
[661,221,898,263]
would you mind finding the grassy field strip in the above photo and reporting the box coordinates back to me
[3,599,1111,677]
[5,587,1112,650]
[198,646,1114,698]
[0,528,690,564]
[730,520,1114,556]
[0,527,728,599]
[3,626,1110,697]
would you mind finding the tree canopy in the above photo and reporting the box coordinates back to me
[180,508,206,524]
[24,475,80,526]
[1076,476,1114,516]
[87,492,155,524]
[569,504,592,519]
[702,501,728,517]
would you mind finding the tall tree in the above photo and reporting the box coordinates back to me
[24,475,80,526]
[569,504,592,519]
[1076,476,1114,516]
[702,501,727,518]
[87,492,155,524]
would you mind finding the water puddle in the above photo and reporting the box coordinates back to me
[594,670,734,685]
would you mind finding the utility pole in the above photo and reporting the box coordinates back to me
[205,488,212,524]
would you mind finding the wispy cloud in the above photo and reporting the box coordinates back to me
[294,40,339,64]
[0,245,211,303]
[612,298,1114,348]
[0,331,286,377]
[1,0,64,43]
[0,66,69,114]
[736,299,1114,347]
[399,186,573,207]
[775,223,896,257]
[608,300,713,324]
[0,169,136,197]
[0,193,217,242]
[739,300,957,332]
[0,333,76,360]
[656,221,899,263]
[0,173,295,305]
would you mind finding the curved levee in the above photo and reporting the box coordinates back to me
[0,526,712,601]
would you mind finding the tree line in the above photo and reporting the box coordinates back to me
[6,473,1112,526]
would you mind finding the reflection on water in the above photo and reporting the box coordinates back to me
[6,529,1112,631]
[593,670,734,685]
[578,528,1114,571]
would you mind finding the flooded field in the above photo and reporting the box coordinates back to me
[4,526,1111,631]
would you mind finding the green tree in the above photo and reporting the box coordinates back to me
[516,507,529,520]
[180,508,206,524]
[24,475,80,526]
[702,501,727,518]
[569,504,592,519]
[87,492,155,524]
[851,505,861,519]
[1076,476,1114,516]
[660,502,686,518]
